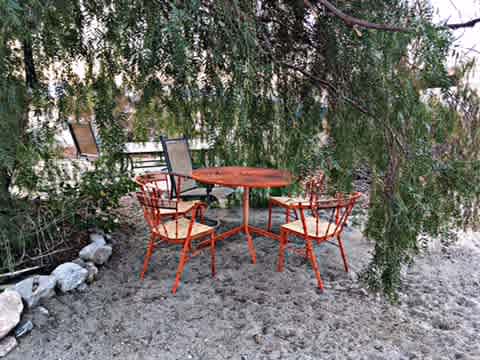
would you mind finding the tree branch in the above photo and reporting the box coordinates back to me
[305,0,409,32]
[306,0,480,32]
[446,17,480,30]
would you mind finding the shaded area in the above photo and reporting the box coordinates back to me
[7,198,480,359]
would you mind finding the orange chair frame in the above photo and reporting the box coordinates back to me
[136,178,215,294]
[277,192,361,290]
[135,172,170,197]
[267,171,326,231]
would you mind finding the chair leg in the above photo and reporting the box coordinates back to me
[306,239,324,290]
[285,208,290,224]
[267,201,273,232]
[172,241,191,294]
[140,235,155,280]
[337,235,349,272]
[210,232,216,277]
[277,229,288,272]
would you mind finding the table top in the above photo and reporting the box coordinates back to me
[123,139,211,154]
[191,166,292,189]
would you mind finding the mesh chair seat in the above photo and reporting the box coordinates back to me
[270,196,311,207]
[180,186,235,199]
[156,200,200,215]
[281,217,338,238]
[156,217,214,239]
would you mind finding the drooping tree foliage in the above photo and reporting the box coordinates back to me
[1,0,479,295]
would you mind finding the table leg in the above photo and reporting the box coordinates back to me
[243,186,257,264]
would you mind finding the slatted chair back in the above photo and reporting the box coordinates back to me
[303,170,326,202]
[135,173,170,198]
[297,192,361,240]
[160,135,197,196]
[136,191,198,242]
[68,122,100,159]
[136,190,177,227]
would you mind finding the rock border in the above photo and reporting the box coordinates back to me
[0,230,112,358]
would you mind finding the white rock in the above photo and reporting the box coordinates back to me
[89,233,106,246]
[0,291,23,339]
[52,263,88,292]
[72,259,98,283]
[10,275,56,308]
[84,262,99,283]
[79,243,112,265]
[0,336,17,358]
[37,306,49,316]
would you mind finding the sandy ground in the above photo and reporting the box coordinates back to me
[6,196,480,360]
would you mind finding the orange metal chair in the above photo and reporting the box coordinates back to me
[277,192,361,290]
[136,178,216,294]
[267,171,325,231]
[136,173,209,218]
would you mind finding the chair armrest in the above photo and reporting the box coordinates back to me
[166,171,194,180]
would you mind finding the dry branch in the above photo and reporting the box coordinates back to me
[305,0,480,32]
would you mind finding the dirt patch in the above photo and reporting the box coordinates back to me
[6,196,480,359]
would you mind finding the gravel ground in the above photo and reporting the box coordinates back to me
[6,196,480,360]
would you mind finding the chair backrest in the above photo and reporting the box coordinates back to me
[298,192,361,238]
[136,191,179,232]
[135,173,170,198]
[160,136,197,196]
[68,122,100,159]
[304,170,326,202]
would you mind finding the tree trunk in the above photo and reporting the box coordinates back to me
[0,37,38,204]
[0,169,12,207]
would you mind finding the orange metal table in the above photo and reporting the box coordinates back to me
[191,166,292,264]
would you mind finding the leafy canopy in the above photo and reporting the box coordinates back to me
[1,0,479,295]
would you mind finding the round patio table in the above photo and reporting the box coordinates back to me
[191,166,292,264]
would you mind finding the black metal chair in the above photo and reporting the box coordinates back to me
[160,135,234,202]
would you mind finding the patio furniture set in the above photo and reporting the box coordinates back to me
[135,137,361,294]
[68,123,361,294]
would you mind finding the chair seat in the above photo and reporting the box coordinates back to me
[158,200,201,215]
[270,196,311,207]
[156,217,213,239]
[281,217,338,238]
[181,186,235,200]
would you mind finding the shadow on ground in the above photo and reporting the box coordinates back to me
[7,196,480,360]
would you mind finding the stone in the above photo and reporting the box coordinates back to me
[253,334,264,345]
[0,336,17,358]
[10,275,56,308]
[52,263,88,292]
[37,306,49,316]
[14,320,33,338]
[84,262,99,283]
[73,259,98,283]
[79,243,112,265]
[0,291,23,339]
[89,233,106,245]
